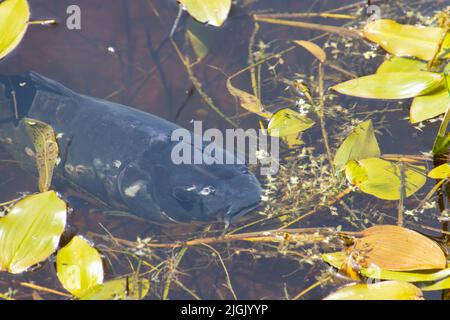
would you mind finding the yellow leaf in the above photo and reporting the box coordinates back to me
[376,56,427,74]
[323,251,450,282]
[282,132,304,148]
[364,19,450,61]
[293,40,326,63]
[57,236,104,298]
[345,158,426,200]
[332,72,443,99]
[410,88,450,123]
[324,281,423,300]
[428,163,450,179]
[0,191,67,274]
[0,0,30,60]
[226,79,272,119]
[24,118,59,192]
[333,120,381,171]
[186,19,211,63]
[179,0,231,27]
[267,108,315,137]
[80,277,150,300]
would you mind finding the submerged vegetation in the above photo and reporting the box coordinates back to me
[0,0,448,300]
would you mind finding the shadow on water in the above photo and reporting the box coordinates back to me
[0,0,448,299]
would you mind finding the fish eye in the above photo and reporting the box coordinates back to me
[199,186,215,196]
[239,167,249,174]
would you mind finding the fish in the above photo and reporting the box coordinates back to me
[0,71,262,225]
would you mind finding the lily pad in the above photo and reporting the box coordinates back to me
[323,251,450,282]
[376,57,426,74]
[56,236,104,298]
[24,118,59,193]
[345,158,426,200]
[324,281,423,300]
[227,79,272,119]
[428,163,450,179]
[179,0,231,27]
[364,19,450,61]
[423,277,450,291]
[0,191,67,274]
[410,88,450,123]
[186,19,212,63]
[333,120,380,172]
[353,225,447,271]
[267,108,315,137]
[332,72,443,99]
[80,277,150,300]
[0,0,30,60]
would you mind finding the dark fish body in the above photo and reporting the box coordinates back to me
[0,72,261,224]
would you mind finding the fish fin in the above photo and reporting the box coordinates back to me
[26,71,77,98]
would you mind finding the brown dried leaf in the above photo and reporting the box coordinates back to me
[293,40,327,63]
[350,225,446,271]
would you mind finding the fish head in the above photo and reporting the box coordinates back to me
[122,139,262,224]
[154,162,262,224]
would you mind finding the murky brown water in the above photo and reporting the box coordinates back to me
[0,0,448,300]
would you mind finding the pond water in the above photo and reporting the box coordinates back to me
[0,0,448,300]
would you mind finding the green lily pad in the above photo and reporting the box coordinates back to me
[0,191,67,274]
[323,252,450,283]
[267,108,315,137]
[0,0,30,60]
[423,277,450,291]
[332,72,443,99]
[364,19,450,61]
[428,163,450,179]
[57,236,104,298]
[324,281,423,300]
[80,277,150,300]
[410,88,450,123]
[186,19,213,63]
[179,0,231,27]
[345,158,426,200]
[333,120,381,172]
[376,57,427,74]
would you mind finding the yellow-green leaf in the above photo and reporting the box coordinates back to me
[345,158,426,200]
[0,191,67,274]
[179,0,231,27]
[56,236,104,298]
[423,277,450,291]
[323,252,450,282]
[364,19,450,61]
[410,88,450,123]
[324,281,423,300]
[267,108,315,137]
[332,72,443,99]
[0,0,30,60]
[186,19,211,63]
[226,79,272,119]
[428,163,450,179]
[376,57,426,74]
[24,118,59,193]
[333,120,381,171]
[80,277,150,300]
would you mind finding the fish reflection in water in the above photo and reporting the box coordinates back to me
[0,72,262,226]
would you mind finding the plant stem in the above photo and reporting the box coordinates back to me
[318,62,334,174]
[28,19,57,25]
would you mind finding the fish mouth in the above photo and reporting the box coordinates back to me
[222,201,261,228]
